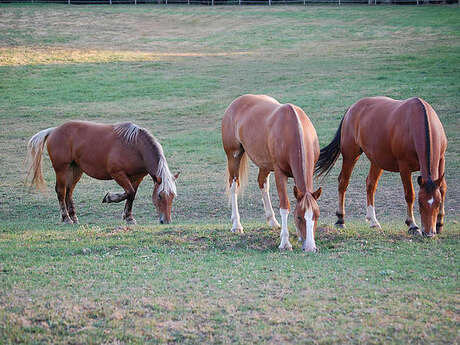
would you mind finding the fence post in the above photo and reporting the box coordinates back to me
[269,0,271,5]
[68,0,70,4]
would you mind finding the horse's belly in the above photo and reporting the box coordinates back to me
[245,151,273,171]
[80,164,112,180]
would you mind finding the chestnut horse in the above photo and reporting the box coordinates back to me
[222,94,322,252]
[315,96,447,237]
[26,121,179,225]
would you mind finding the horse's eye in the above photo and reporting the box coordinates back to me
[297,216,302,221]
[158,194,162,201]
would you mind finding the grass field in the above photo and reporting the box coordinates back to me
[1,4,459,344]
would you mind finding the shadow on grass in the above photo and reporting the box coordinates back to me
[152,226,279,252]
[147,222,460,253]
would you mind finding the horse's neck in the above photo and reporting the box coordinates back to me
[291,157,313,195]
[138,136,164,178]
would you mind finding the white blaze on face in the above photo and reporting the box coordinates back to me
[303,207,316,252]
[428,197,434,206]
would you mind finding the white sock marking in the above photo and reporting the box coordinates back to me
[366,205,381,228]
[230,180,242,232]
[279,208,291,250]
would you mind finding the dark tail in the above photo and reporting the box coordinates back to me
[314,116,344,177]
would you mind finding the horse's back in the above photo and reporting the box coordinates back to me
[222,94,280,148]
[343,96,446,172]
[46,120,143,180]
[47,121,115,156]
[223,95,318,172]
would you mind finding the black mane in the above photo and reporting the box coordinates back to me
[416,98,431,180]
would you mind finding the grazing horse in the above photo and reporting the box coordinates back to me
[315,96,447,237]
[26,121,179,225]
[222,94,322,252]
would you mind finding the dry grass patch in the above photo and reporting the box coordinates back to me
[0,46,252,66]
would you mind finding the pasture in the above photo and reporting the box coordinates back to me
[1,4,459,344]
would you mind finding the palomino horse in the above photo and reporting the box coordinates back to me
[315,96,447,237]
[222,94,322,252]
[27,121,179,225]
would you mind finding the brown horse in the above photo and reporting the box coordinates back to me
[315,96,447,237]
[222,94,322,252]
[26,121,179,225]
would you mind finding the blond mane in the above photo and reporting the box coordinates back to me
[114,122,140,143]
[114,122,176,196]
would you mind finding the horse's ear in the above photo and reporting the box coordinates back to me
[153,175,162,184]
[417,176,423,187]
[293,186,303,200]
[174,172,180,180]
[312,187,322,200]
[434,174,444,187]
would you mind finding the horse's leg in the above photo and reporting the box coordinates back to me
[109,172,137,224]
[55,168,72,224]
[122,176,143,224]
[365,163,383,229]
[336,154,359,228]
[437,157,446,234]
[258,169,280,229]
[274,169,292,251]
[399,166,420,235]
[226,152,244,234]
[102,191,127,203]
[65,164,83,224]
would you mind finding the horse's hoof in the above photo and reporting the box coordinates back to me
[268,217,281,229]
[125,218,137,225]
[102,192,109,203]
[335,222,345,229]
[408,226,422,236]
[71,217,79,225]
[370,223,382,230]
[279,244,293,251]
[62,217,73,225]
[302,246,319,253]
[231,227,244,234]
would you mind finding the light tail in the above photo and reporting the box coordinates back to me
[26,127,55,190]
[225,151,249,198]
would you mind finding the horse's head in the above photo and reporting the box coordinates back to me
[417,175,443,237]
[152,172,180,224]
[293,186,322,252]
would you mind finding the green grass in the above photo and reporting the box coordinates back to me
[0,4,459,344]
